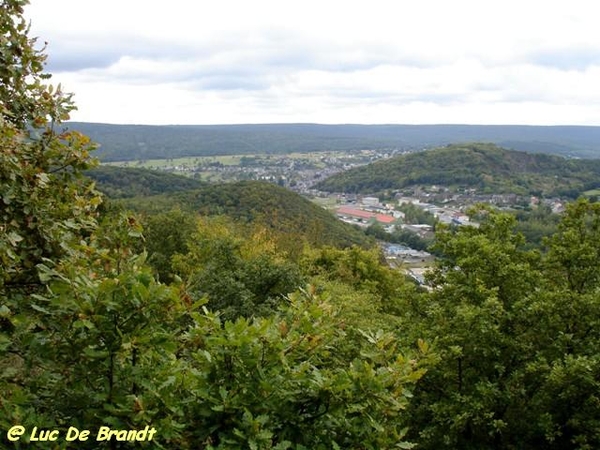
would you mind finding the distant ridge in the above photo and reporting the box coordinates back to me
[315,143,600,198]
[68,122,600,161]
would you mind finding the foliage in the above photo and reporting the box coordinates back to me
[402,202,600,449]
[514,203,560,248]
[397,202,438,226]
[1,215,184,440]
[544,199,600,294]
[140,208,198,282]
[173,216,303,321]
[0,4,186,442]
[4,204,430,448]
[175,288,430,449]
[0,0,99,290]
[299,245,418,311]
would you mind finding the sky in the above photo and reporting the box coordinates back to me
[25,0,600,125]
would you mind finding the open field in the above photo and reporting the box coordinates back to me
[104,155,243,169]
[102,150,374,170]
[583,188,600,196]
[309,196,341,210]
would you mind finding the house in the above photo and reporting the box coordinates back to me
[336,206,397,225]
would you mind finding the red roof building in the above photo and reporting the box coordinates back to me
[337,206,396,225]
[374,214,396,224]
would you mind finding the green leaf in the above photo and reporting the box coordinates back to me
[7,231,23,246]
[30,303,51,314]
[0,305,11,317]
[0,333,11,352]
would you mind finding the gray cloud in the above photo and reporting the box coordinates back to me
[42,35,205,72]
[528,47,600,71]
[45,50,120,72]
[47,25,590,111]
[191,74,271,91]
[41,27,439,86]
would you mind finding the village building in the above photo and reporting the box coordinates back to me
[336,206,396,226]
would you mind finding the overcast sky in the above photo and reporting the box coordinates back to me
[25,0,600,125]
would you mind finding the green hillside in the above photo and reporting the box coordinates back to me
[315,143,600,197]
[116,180,371,249]
[86,166,206,198]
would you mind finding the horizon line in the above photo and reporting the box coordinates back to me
[66,121,600,128]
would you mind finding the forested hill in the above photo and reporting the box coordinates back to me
[86,166,206,198]
[315,143,600,197]
[116,180,371,249]
[68,122,600,161]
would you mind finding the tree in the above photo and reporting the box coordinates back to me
[141,208,197,282]
[300,245,402,301]
[526,198,600,448]
[1,0,99,291]
[0,2,183,442]
[174,217,303,320]
[10,214,184,438]
[1,0,101,412]
[402,209,540,448]
[404,204,600,449]
[544,198,600,294]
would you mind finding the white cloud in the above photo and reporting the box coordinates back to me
[24,0,600,125]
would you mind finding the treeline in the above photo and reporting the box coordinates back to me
[70,122,600,162]
[70,122,401,162]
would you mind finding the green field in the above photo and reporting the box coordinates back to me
[101,150,377,171]
[104,155,243,169]
[310,196,341,210]
[583,188,600,196]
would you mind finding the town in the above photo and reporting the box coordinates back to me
[105,148,569,289]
